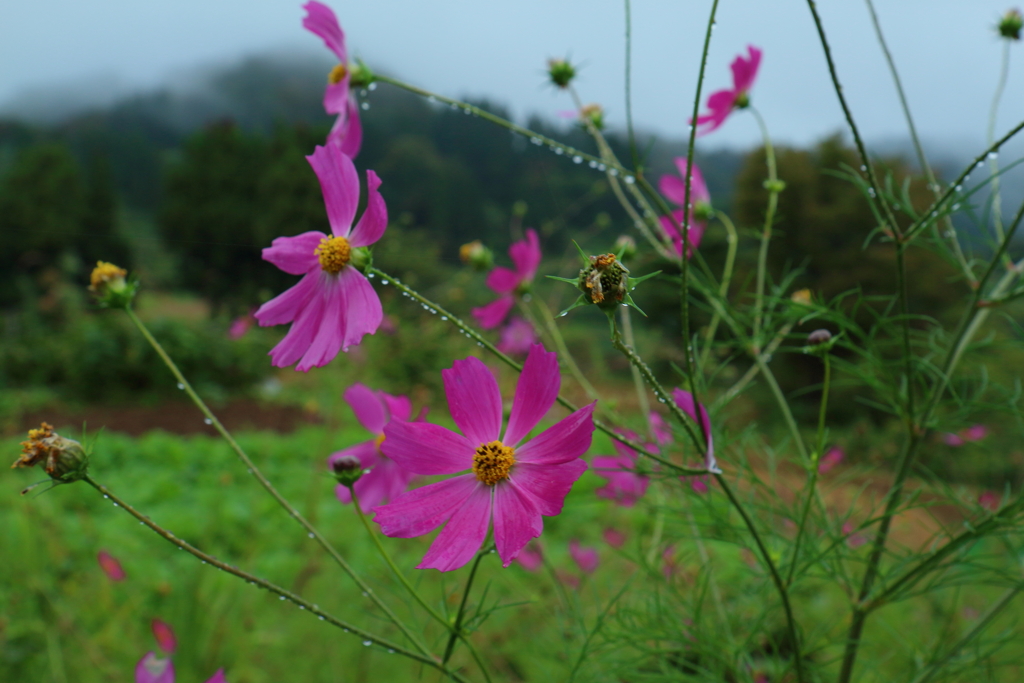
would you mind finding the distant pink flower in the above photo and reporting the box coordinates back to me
[818,446,844,474]
[374,345,595,571]
[671,388,719,474]
[302,1,362,156]
[472,229,542,330]
[658,158,711,259]
[496,316,538,355]
[135,653,225,683]
[152,619,176,654]
[514,541,544,572]
[962,424,989,442]
[329,384,419,512]
[843,522,867,548]
[227,314,252,340]
[978,490,1000,511]
[689,475,710,495]
[662,544,679,579]
[255,143,386,371]
[691,45,762,137]
[603,528,627,548]
[648,412,672,447]
[569,540,600,574]
[943,433,964,447]
[592,431,651,507]
[97,550,125,581]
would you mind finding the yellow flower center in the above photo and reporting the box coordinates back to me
[89,261,127,292]
[473,440,515,486]
[315,235,351,274]
[374,433,386,454]
[328,63,348,85]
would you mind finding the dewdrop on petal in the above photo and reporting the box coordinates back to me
[88,261,137,309]
[13,422,90,485]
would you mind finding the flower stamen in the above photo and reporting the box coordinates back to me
[315,235,351,274]
[328,63,348,85]
[473,440,515,485]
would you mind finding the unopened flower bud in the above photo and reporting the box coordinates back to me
[614,235,637,261]
[998,9,1023,40]
[762,179,787,193]
[88,261,137,309]
[459,240,494,271]
[579,254,629,310]
[804,328,836,357]
[547,58,576,89]
[791,289,813,305]
[578,103,604,131]
[13,423,89,484]
[807,329,832,345]
[331,455,364,488]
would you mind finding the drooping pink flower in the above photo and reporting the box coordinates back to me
[496,316,538,356]
[373,344,596,571]
[671,388,719,474]
[603,527,627,548]
[978,490,1000,511]
[302,1,362,156]
[329,384,420,512]
[842,522,867,549]
[592,431,651,507]
[254,143,386,371]
[135,653,226,683]
[472,229,542,330]
[962,424,989,442]
[818,446,844,474]
[648,411,672,447]
[569,540,600,574]
[152,619,177,655]
[658,158,711,259]
[691,46,762,137]
[97,550,125,581]
[514,541,544,572]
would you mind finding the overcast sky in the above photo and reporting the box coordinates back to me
[2,0,1022,150]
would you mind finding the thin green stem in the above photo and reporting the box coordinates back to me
[698,211,738,372]
[623,0,639,168]
[711,323,793,411]
[619,305,652,434]
[443,549,488,665]
[372,267,705,475]
[123,307,432,659]
[750,106,779,348]
[786,353,830,586]
[81,476,465,680]
[988,41,1011,244]
[753,351,810,463]
[533,296,600,401]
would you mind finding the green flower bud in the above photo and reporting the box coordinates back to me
[88,261,137,309]
[459,240,494,272]
[998,9,1023,40]
[547,58,576,89]
[332,455,364,488]
[762,179,787,193]
[614,235,637,262]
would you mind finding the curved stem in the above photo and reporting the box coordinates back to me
[750,106,780,348]
[123,307,432,658]
[82,476,466,680]
[698,211,738,372]
[988,41,1011,244]
[619,306,652,434]
[371,267,705,476]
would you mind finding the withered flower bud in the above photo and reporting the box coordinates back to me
[89,261,137,309]
[579,254,629,310]
[13,423,90,484]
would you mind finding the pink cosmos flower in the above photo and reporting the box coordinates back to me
[662,543,679,579]
[569,540,599,574]
[135,654,225,683]
[943,432,964,447]
[648,412,672,447]
[671,388,720,474]
[227,314,252,340]
[691,45,762,136]
[373,344,596,571]
[658,158,711,259]
[842,522,867,549]
[592,431,651,507]
[978,490,1000,511]
[254,143,386,371]
[302,1,362,156]
[818,446,844,474]
[496,316,538,355]
[152,619,176,655]
[603,527,627,548]
[472,229,542,330]
[329,384,419,511]
[97,550,125,581]
[514,541,544,572]
[963,424,989,442]
[689,475,710,495]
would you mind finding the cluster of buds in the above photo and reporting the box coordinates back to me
[998,9,1023,40]
[89,261,137,309]
[12,423,90,485]
[547,58,576,89]
[459,240,494,271]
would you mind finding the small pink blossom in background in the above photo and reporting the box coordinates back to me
[374,344,596,571]
[754,674,770,683]
[227,314,252,340]
[689,474,710,495]
[472,229,542,330]
[496,316,538,356]
[672,388,719,474]
[943,432,964,447]
[818,446,844,474]
[691,45,763,137]
[97,550,125,581]
[135,653,226,683]
[302,1,362,156]
[662,544,679,579]
[152,619,176,655]
[329,384,420,511]
[978,490,1000,511]
[648,411,672,446]
[569,540,600,574]
[514,541,544,572]
[603,527,627,548]
[254,144,386,371]
[556,568,581,590]
[962,424,989,442]
[843,522,867,549]
[658,159,711,259]
[592,431,651,507]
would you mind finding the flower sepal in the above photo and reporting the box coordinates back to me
[349,246,373,271]
[88,262,138,310]
[348,59,375,88]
